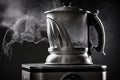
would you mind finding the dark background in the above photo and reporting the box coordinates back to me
[0,0,120,80]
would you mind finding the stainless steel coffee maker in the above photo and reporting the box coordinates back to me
[45,4,105,64]
[22,3,107,80]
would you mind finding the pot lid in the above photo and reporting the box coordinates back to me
[44,3,89,14]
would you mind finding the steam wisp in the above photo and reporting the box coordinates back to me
[0,0,60,58]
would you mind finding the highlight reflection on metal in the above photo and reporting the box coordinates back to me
[45,4,105,64]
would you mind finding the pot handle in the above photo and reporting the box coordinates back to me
[88,11,105,55]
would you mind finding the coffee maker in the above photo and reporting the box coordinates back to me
[22,3,107,80]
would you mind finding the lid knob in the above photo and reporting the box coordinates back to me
[63,2,72,7]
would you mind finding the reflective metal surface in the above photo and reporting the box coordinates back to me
[45,5,105,64]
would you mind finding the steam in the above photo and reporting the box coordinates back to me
[0,0,60,58]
